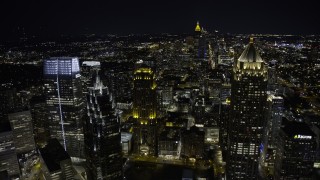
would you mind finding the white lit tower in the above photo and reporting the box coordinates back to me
[43,57,85,161]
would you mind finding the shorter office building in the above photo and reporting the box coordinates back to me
[39,139,75,180]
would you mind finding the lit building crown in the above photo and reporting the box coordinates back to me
[195,21,201,32]
[234,37,267,81]
[44,57,80,77]
[238,37,263,63]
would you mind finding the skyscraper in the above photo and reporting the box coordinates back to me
[43,57,85,161]
[84,73,122,180]
[30,96,49,147]
[276,120,317,179]
[227,38,268,179]
[0,122,20,178]
[260,95,283,178]
[194,21,207,59]
[8,110,36,154]
[132,62,157,155]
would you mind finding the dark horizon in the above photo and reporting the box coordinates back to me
[0,0,319,40]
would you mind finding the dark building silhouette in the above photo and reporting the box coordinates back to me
[181,126,205,158]
[30,96,50,146]
[0,88,19,123]
[276,120,317,179]
[39,138,75,179]
[84,73,122,180]
[0,170,9,180]
[227,38,268,179]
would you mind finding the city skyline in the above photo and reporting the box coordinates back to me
[0,0,319,41]
[0,4,319,178]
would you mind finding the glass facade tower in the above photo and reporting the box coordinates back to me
[43,57,85,160]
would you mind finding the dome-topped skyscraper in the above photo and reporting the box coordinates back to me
[227,37,268,179]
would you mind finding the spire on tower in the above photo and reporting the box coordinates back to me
[195,21,201,32]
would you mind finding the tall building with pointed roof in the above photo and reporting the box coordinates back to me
[195,21,201,32]
[227,38,268,179]
[193,21,207,58]
[84,71,122,179]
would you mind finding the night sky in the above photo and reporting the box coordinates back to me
[0,0,319,39]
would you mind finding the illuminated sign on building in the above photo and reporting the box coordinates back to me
[293,134,312,139]
[314,163,320,169]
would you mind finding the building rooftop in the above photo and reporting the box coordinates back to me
[39,138,70,172]
[238,38,263,63]
[82,61,100,67]
[159,128,180,141]
[282,118,315,138]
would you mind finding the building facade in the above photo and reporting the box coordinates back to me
[132,64,157,155]
[8,110,36,154]
[43,57,85,160]
[84,74,122,180]
[0,122,20,178]
[260,95,284,178]
[227,38,268,179]
[276,120,317,179]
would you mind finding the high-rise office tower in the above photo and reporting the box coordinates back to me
[227,38,268,179]
[8,110,36,154]
[276,120,317,179]
[265,95,283,146]
[84,73,122,180]
[43,57,85,160]
[260,95,283,178]
[0,122,20,178]
[132,63,157,155]
[194,21,207,59]
[30,96,49,147]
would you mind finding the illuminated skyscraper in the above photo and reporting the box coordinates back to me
[194,21,207,59]
[84,73,122,180]
[43,57,85,161]
[132,62,157,155]
[227,38,268,179]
